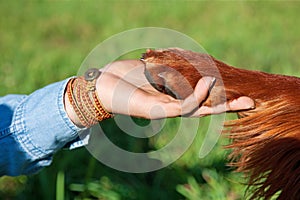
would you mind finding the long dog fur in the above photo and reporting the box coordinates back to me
[141,48,300,200]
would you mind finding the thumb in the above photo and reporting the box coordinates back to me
[181,77,216,115]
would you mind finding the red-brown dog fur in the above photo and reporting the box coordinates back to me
[141,48,300,200]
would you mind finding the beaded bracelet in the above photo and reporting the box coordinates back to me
[66,68,113,127]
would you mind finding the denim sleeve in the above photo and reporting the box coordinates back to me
[0,79,87,176]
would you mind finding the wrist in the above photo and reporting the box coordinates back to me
[64,69,113,128]
[64,85,84,127]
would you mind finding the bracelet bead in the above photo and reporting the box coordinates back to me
[66,69,113,127]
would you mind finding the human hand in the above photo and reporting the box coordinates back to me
[65,60,254,127]
[96,60,255,119]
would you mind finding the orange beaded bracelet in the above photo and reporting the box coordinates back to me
[66,68,113,127]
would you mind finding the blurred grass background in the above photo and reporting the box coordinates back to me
[0,1,299,199]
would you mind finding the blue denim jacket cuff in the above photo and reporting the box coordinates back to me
[16,78,87,158]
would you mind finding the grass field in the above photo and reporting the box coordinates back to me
[1,1,300,199]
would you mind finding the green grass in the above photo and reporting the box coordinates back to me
[1,1,299,199]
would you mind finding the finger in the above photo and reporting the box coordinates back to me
[190,96,255,117]
[227,96,255,111]
[181,77,216,115]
